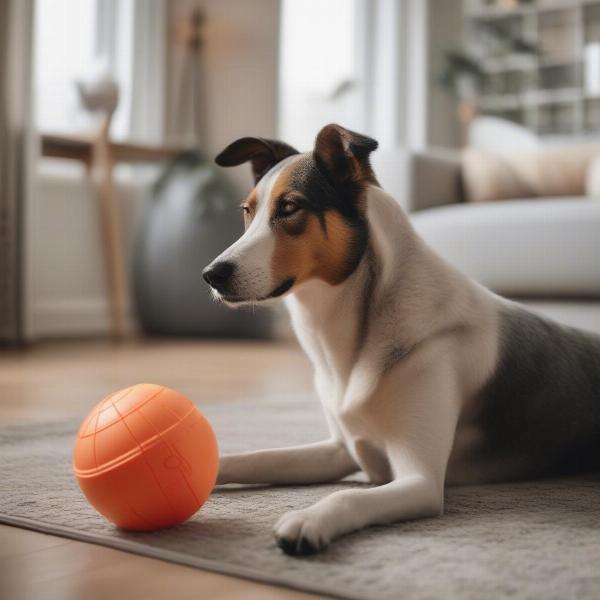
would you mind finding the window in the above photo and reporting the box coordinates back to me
[34,0,97,135]
[278,0,364,150]
[279,0,429,151]
[33,0,165,142]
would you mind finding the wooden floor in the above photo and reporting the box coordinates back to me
[0,338,330,600]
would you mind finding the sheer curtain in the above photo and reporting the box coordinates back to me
[34,0,167,142]
[0,0,34,344]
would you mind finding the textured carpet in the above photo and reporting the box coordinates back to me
[1,395,599,600]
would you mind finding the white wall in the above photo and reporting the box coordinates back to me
[26,161,148,338]
[167,0,281,191]
[360,0,463,151]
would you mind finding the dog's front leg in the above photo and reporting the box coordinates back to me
[274,361,460,555]
[217,439,358,485]
[274,472,442,555]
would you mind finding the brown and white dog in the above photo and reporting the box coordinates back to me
[203,124,600,556]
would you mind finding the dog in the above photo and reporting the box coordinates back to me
[203,124,600,556]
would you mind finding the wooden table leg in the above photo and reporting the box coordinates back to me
[92,116,128,339]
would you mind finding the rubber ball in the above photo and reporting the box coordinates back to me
[73,384,219,530]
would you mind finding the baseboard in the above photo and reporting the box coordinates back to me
[30,298,134,338]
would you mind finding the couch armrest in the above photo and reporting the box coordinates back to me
[371,148,463,212]
[408,150,463,212]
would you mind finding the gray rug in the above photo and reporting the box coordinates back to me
[1,395,599,600]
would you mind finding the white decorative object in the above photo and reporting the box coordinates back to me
[75,61,119,116]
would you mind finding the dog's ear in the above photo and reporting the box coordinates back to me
[313,124,379,188]
[215,137,299,184]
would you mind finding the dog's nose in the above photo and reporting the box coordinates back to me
[203,261,235,290]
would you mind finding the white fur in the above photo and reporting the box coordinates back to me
[207,155,301,304]
[217,181,501,554]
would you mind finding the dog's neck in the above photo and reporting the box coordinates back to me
[289,186,420,304]
[285,263,372,384]
[285,184,486,393]
[285,186,421,382]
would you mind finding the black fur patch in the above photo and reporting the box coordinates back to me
[215,137,299,184]
[269,277,295,298]
[473,305,600,479]
[274,154,370,281]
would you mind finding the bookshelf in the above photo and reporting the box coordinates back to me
[465,0,600,135]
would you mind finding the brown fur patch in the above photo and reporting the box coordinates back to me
[270,209,357,287]
[266,158,367,288]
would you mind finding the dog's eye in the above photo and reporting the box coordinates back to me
[279,200,299,217]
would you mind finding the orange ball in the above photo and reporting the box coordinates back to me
[73,384,219,531]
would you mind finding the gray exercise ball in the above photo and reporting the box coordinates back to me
[132,151,271,337]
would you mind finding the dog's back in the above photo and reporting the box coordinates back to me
[468,302,600,481]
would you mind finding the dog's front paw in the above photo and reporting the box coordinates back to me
[273,508,331,556]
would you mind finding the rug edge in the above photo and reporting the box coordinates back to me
[0,513,362,600]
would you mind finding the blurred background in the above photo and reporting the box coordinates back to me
[1,0,599,348]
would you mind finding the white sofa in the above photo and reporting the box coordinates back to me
[372,149,600,334]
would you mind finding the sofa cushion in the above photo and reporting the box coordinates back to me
[411,198,600,296]
[461,145,600,203]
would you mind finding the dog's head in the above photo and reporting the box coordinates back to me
[203,124,379,305]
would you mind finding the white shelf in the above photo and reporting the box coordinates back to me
[466,0,600,20]
[481,54,538,72]
[466,5,535,20]
[522,86,582,103]
[480,94,521,110]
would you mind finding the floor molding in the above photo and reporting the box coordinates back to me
[30,298,133,338]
